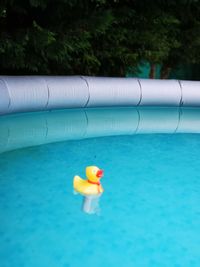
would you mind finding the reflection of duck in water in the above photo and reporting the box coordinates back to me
[82,195,101,215]
[73,166,104,195]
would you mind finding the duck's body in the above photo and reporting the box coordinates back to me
[73,166,104,196]
[74,175,103,195]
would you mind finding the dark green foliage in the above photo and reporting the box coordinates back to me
[0,0,200,78]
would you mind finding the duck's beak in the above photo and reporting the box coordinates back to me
[96,169,104,178]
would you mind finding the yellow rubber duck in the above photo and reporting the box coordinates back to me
[73,166,104,195]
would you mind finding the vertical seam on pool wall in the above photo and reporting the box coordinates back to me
[80,76,90,108]
[0,78,11,110]
[44,78,50,109]
[83,109,89,138]
[178,80,183,107]
[45,116,49,140]
[137,79,142,106]
[174,108,182,133]
[134,108,141,134]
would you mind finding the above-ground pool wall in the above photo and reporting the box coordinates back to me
[0,76,200,114]
[0,76,89,114]
[83,76,141,107]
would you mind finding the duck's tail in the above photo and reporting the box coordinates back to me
[73,175,83,190]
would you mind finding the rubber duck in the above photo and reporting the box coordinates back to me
[73,166,104,195]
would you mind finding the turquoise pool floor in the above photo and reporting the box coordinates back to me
[0,134,200,267]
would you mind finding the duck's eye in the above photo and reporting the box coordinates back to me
[93,170,96,174]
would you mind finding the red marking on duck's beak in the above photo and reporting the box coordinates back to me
[96,169,104,178]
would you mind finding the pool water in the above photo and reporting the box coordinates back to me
[0,131,200,267]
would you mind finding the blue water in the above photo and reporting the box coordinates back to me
[0,134,200,267]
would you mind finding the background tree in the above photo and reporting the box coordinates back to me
[0,0,200,78]
[0,0,113,74]
[158,0,200,78]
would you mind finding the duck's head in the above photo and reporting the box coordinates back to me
[86,166,104,183]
